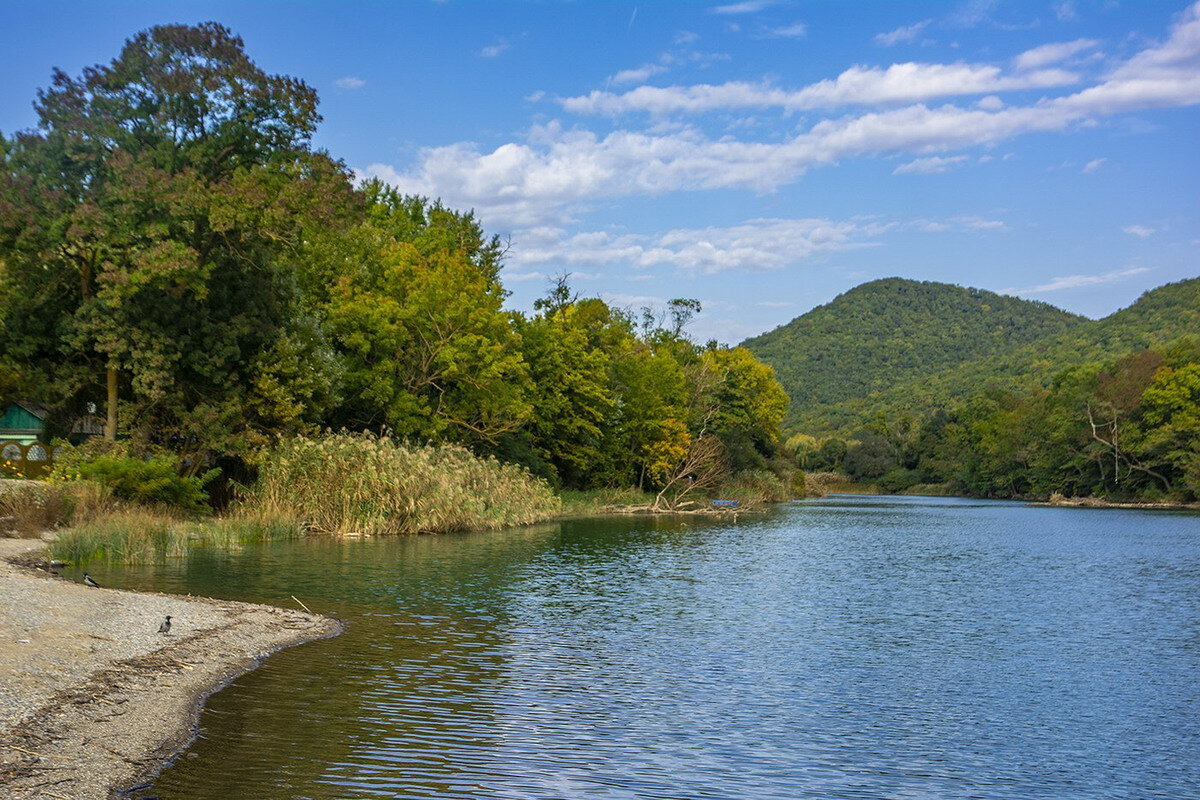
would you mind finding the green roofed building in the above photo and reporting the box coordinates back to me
[0,401,49,446]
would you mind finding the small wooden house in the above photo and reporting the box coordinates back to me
[0,401,49,446]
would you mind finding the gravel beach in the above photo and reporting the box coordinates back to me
[0,537,342,799]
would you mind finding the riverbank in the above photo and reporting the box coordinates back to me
[1041,494,1200,511]
[0,538,341,800]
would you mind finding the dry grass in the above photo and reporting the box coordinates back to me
[242,432,561,535]
[803,471,880,497]
[558,487,656,517]
[0,480,117,538]
[714,469,793,507]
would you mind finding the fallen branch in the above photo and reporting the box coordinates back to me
[3,744,49,758]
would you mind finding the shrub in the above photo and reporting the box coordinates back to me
[1,482,73,537]
[879,467,922,494]
[243,432,561,535]
[53,451,217,514]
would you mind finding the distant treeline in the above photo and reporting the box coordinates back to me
[0,23,789,499]
[786,339,1200,502]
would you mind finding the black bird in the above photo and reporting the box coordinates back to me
[83,573,100,588]
[158,615,172,635]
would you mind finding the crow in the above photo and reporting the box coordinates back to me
[83,573,100,588]
[158,615,172,635]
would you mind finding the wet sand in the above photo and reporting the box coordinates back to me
[0,538,341,799]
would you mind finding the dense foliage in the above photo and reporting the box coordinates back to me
[0,23,789,507]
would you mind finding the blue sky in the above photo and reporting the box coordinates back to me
[2,1,1197,342]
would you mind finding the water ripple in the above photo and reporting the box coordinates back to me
[103,497,1200,799]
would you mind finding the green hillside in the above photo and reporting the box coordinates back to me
[842,277,1200,432]
[742,278,1089,431]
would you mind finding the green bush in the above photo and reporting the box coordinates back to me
[879,467,922,494]
[57,454,217,514]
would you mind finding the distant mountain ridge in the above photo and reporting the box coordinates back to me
[742,276,1200,433]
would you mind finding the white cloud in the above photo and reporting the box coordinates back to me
[335,76,366,90]
[366,3,1200,227]
[1082,157,1107,173]
[504,216,1005,276]
[1123,225,1155,237]
[1005,266,1150,295]
[875,20,932,46]
[756,300,795,307]
[760,23,808,39]
[1014,38,1100,71]
[893,154,971,174]
[481,38,511,58]
[561,63,1080,116]
[611,64,669,86]
[675,30,700,45]
[711,0,775,14]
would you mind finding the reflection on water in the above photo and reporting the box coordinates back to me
[99,496,1200,799]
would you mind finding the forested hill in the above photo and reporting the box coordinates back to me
[741,278,1088,431]
[814,276,1200,434]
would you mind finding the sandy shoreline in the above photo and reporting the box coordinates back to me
[0,538,342,800]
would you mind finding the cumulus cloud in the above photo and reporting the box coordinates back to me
[364,3,1200,227]
[1005,266,1150,295]
[875,20,932,46]
[504,216,1005,276]
[611,64,669,86]
[335,76,366,90]
[893,155,971,174]
[1123,225,1156,237]
[1014,38,1100,71]
[561,63,1080,116]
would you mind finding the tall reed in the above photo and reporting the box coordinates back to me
[49,509,302,565]
[243,432,561,535]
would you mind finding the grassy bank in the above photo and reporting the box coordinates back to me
[49,510,304,565]
[4,433,563,565]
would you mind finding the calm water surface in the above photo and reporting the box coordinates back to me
[96,496,1200,799]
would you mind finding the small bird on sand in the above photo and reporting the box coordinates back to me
[158,615,172,635]
[83,573,100,588]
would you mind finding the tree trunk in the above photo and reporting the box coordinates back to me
[105,367,118,441]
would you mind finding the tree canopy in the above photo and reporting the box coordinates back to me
[0,22,790,498]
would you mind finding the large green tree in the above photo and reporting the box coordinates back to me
[315,187,530,446]
[0,22,355,461]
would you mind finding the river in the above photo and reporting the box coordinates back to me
[95,495,1200,799]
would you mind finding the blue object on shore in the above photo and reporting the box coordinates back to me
[711,499,739,507]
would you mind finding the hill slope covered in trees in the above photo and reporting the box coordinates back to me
[741,278,1089,431]
[745,276,1200,502]
[850,277,1200,428]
